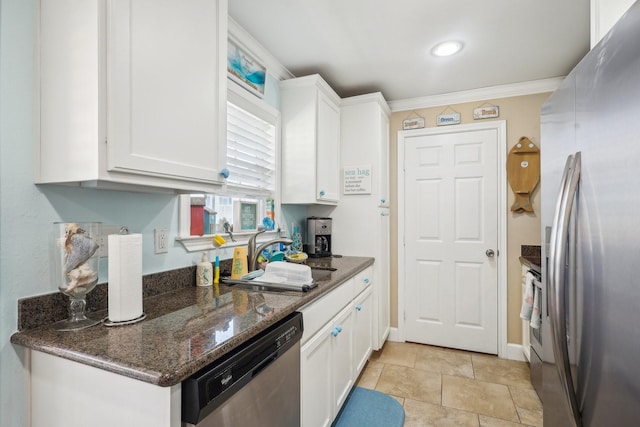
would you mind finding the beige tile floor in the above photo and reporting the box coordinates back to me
[356,341,543,427]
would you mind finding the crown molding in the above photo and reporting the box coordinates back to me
[341,92,391,116]
[388,77,564,112]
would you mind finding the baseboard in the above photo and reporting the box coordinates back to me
[506,343,528,362]
[386,327,400,342]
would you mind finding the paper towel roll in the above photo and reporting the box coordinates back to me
[108,234,143,322]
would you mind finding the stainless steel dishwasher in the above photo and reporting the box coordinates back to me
[181,311,303,426]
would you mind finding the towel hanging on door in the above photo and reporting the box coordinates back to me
[519,271,535,320]
[530,286,541,329]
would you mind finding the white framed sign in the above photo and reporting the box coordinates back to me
[344,165,372,195]
[403,117,425,130]
[233,201,259,231]
[473,105,500,119]
[436,112,461,126]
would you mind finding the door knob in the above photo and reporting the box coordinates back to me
[486,249,495,257]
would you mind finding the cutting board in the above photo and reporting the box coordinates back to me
[507,137,540,212]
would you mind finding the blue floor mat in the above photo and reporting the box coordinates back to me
[332,387,405,427]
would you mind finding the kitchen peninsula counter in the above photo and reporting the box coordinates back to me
[11,256,373,387]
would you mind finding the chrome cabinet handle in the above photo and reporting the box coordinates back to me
[485,249,495,257]
[548,152,582,427]
[355,305,362,311]
[319,190,326,197]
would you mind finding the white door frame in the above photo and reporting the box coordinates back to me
[397,120,508,358]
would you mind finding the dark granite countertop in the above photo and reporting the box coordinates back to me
[520,245,541,274]
[11,256,373,387]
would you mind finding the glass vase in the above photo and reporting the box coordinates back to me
[51,222,102,331]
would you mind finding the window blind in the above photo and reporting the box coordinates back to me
[226,102,276,196]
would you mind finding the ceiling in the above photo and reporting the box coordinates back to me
[228,0,591,102]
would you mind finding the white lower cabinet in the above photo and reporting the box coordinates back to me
[331,304,355,414]
[300,272,374,427]
[353,286,373,375]
[30,350,181,427]
[301,321,334,427]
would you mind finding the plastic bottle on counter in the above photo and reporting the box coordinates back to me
[292,225,303,253]
[266,198,275,221]
[196,252,213,287]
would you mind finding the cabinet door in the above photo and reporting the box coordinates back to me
[375,209,391,350]
[331,304,354,415]
[107,0,226,183]
[353,286,373,376]
[353,266,373,298]
[301,322,333,427]
[316,91,340,202]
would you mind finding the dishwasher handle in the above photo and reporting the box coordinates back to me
[252,353,278,378]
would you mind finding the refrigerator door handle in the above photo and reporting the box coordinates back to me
[548,152,582,427]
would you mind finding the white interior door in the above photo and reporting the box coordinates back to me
[402,126,499,354]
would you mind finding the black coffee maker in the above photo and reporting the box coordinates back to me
[306,217,332,258]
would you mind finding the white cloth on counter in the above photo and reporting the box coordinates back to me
[520,271,535,320]
[530,285,541,329]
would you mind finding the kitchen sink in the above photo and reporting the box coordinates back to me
[221,277,317,292]
[221,265,334,293]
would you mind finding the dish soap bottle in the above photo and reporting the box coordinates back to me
[292,225,303,253]
[196,252,213,287]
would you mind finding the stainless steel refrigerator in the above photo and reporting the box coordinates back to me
[540,2,640,426]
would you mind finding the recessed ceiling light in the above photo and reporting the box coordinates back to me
[431,40,464,57]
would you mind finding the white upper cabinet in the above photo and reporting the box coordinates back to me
[37,0,228,192]
[280,75,341,204]
[340,93,390,207]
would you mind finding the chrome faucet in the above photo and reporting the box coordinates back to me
[247,229,293,271]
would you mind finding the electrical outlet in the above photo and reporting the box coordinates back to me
[154,228,169,254]
[98,225,125,258]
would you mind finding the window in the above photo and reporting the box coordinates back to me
[178,84,281,251]
[226,102,276,194]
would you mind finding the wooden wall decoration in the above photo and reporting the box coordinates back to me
[507,137,540,212]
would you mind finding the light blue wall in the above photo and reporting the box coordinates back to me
[264,74,281,110]
[0,3,300,424]
[2,3,40,425]
[0,1,223,425]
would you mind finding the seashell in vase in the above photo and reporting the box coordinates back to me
[66,262,98,292]
[64,223,99,274]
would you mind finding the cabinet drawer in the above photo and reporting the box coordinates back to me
[300,278,355,344]
[353,266,373,298]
